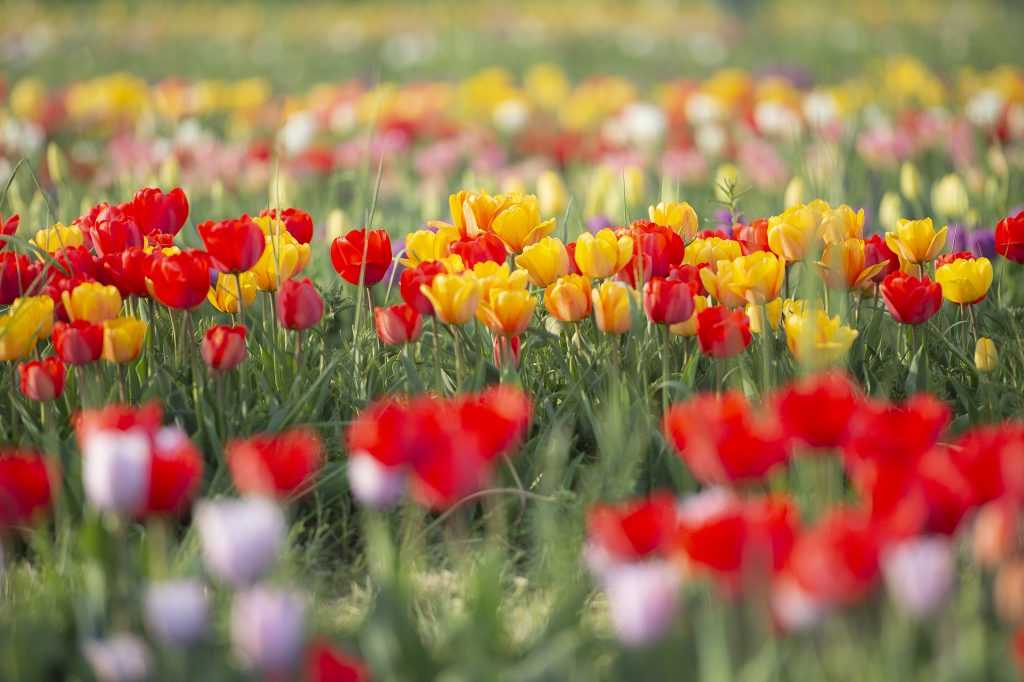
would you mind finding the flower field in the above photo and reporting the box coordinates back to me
[5,1,1024,680]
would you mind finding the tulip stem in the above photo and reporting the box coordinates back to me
[234,273,246,323]
[661,324,671,412]
[967,303,979,343]
[431,317,443,392]
[452,325,465,391]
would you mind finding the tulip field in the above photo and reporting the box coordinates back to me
[7,1,1024,680]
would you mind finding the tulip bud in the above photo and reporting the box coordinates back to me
[878,191,903,233]
[537,170,568,217]
[784,176,805,208]
[101,317,148,364]
[143,580,210,647]
[881,536,954,618]
[623,165,645,207]
[346,453,407,508]
[975,337,999,372]
[82,427,152,514]
[46,142,67,186]
[276,278,324,330]
[900,161,923,202]
[374,304,423,345]
[196,497,285,586]
[931,174,969,219]
[201,325,247,372]
[600,561,681,647]
[83,634,153,682]
[18,357,66,401]
[326,209,347,243]
[159,155,180,188]
[231,586,306,673]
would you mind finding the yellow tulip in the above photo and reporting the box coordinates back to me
[574,229,633,279]
[102,316,148,363]
[490,194,557,253]
[669,295,708,337]
[784,309,859,368]
[648,202,698,241]
[931,174,969,219]
[515,237,569,287]
[746,297,784,334]
[975,337,998,373]
[820,205,864,245]
[767,203,825,262]
[208,272,258,313]
[536,171,568,217]
[900,161,923,202]
[684,237,742,270]
[420,274,482,325]
[400,229,456,268]
[249,233,311,291]
[878,191,903,232]
[428,190,513,238]
[61,282,122,324]
[729,251,786,303]
[34,223,84,252]
[623,165,645,206]
[783,176,805,208]
[544,274,592,322]
[480,288,537,337]
[699,260,747,308]
[817,238,888,291]
[591,281,635,334]
[885,217,948,265]
[0,296,54,360]
[935,257,993,304]
[473,261,528,302]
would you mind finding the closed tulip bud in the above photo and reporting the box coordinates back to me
[330,228,393,286]
[820,205,865,245]
[375,304,423,345]
[544,274,592,322]
[900,161,923,202]
[101,317,147,363]
[62,282,122,323]
[882,536,954,618]
[669,295,708,337]
[46,142,67,185]
[648,202,699,242]
[592,281,635,334]
[143,580,210,647]
[623,165,645,207]
[515,236,569,287]
[575,229,633,279]
[248,232,311,291]
[0,296,54,360]
[643,277,695,325]
[784,176,805,208]
[878,191,903,232]
[207,272,257,314]
[326,208,347,243]
[699,260,747,308]
[347,453,407,508]
[480,288,536,337]
[975,337,999,373]
[996,211,1024,264]
[537,170,568,217]
[53,320,104,365]
[601,561,681,648]
[18,357,65,401]
[931,174,969,219]
[231,587,306,674]
[196,497,285,586]
[935,256,993,304]
[885,218,948,266]
[490,195,557,254]
[201,325,247,371]
[879,271,943,325]
[420,274,481,325]
[746,297,783,334]
[83,634,152,682]
[34,223,84,252]
[276,278,324,330]
[696,305,752,357]
[785,309,859,368]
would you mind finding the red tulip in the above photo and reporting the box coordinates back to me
[663,391,789,484]
[0,448,58,531]
[951,422,1024,504]
[88,205,144,257]
[666,263,707,296]
[347,397,431,468]
[18,357,65,401]
[773,372,862,449]
[198,216,266,273]
[330,229,392,286]
[144,427,204,517]
[879,271,942,325]
[862,234,899,284]
[586,493,678,562]
[493,335,521,369]
[148,249,212,309]
[565,242,582,276]
[0,252,41,304]
[44,272,92,322]
[53,320,104,365]
[129,187,189,237]
[696,305,752,358]
[52,245,97,280]
[643,276,695,325]
[259,208,313,245]
[784,509,880,607]
[0,213,19,249]
[399,261,446,315]
[201,325,247,371]
[305,641,369,682]
[449,233,505,268]
[843,395,950,467]
[227,427,324,499]
[996,210,1024,264]
[622,220,686,279]
[734,218,771,255]
[276,278,324,330]
[454,385,532,459]
[98,248,154,298]
[374,304,423,345]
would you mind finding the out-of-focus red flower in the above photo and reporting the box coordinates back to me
[305,641,370,682]
[129,187,189,237]
[996,210,1024,264]
[144,428,204,517]
[148,249,212,309]
[227,427,324,499]
[696,305,752,358]
[455,385,532,462]
[773,372,862,449]
[276,278,324,330]
[0,448,58,531]
[1,252,41,304]
[347,397,435,468]
[18,357,65,401]
[493,335,521,369]
[643,276,695,325]
[663,391,789,484]
[843,394,950,471]
[587,493,678,562]
[666,263,707,296]
[784,508,880,606]
[400,261,447,315]
[53,320,104,365]
[330,229,392,286]
[98,248,154,298]
[259,207,313,245]
[449,233,505,268]
[621,221,686,280]
[951,422,1024,503]
[198,216,265,274]
[375,304,423,345]
[88,205,144,257]
[201,325,247,371]
[734,218,771,255]
[0,213,19,248]
[879,271,942,325]
[862,234,899,285]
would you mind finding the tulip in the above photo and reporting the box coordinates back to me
[935,256,993,304]
[420,274,481,325]
[537,170,568,218]
[61,281,122,323]
[885,217,948,267]
[684,236,742,269]
[601,561,681,648]
[257,207,313,245]
[330,228,393,286]
[696,305,751,358]
[713,164,739,203]
[375,304,424,345]
[148,250,213,309]
[734,218,771,255]
[0,212,20,246]
[231,586,306,673]
[728,251,785,303]
[767,203,825,262]
[33,223,84,252]
[473,261,528,301]
[18,357,65,401]
[669,295,708,337]
[818,238,889,291]
[899,161,923,201]
[143,580,210,647]
[544,274,592,322]
[931,174,969,219]
[591,281,634,334]
[643,277,695,325]
[201,325,247,371]
[862,234,900,284]
[881,536,954,618]
[514,236,569,287]
[480,288,536,336]
[745,297,783,334]
[428,189,511,238]
[0,448,58,529]
[145,426,204,517]
[879,271,942,325]
[83,634,152,682]
[399,261,447,315]
[784,309,859,368]
[346,453,407,508]
[649,201,699,241]
[0,296,54,360]
[820,204,865,245]
[227,427,324,499]
[490,194,557,253]
[198,216,266,273]
[305,642,370,682]
[786,509,881,607]
[129,187,189,237]
[102,317,147,363]
[624,221,686,280]
[89,207,145,257]
[276,278,323,330]
[996,210,1024,264]
[97,248,154,298]
[493,335,521,369]
[448,232,506,268]
[574,229,633,279]
[400,228,456,267]
[774,372,861,449]
[586,494,678,566]
[878,191,903,232]
[784,177,805,208]
[699,261,746,308]
[195,497,285,586]
[975,337,999,372]
[248,232,311,291]
[207,272,257,314]
[80,418,152,514]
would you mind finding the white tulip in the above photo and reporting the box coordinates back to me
[195,497,285,586]
[347,453,406,508]
[882,536,955,618]
[602,561,681,647]
[231,586,306,672]
[143,580,210,647]
[81,428,151,513]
